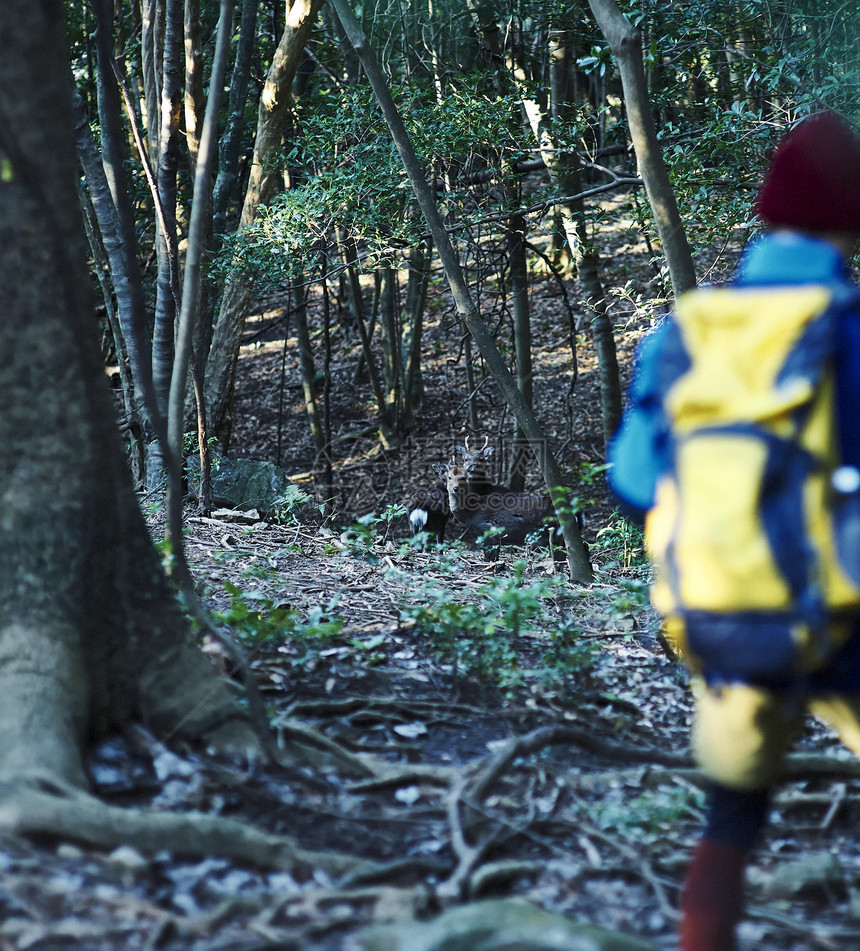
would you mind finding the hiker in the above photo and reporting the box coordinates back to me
[608,111,860,950]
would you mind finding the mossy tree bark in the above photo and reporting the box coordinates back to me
[0,0,256,794]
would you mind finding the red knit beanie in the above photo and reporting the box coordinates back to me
[756,111,860,233]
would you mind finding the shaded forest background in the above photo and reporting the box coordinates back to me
[74,0,860,527]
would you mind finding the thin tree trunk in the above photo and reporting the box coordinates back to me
[379,267,401,420]
[87,4,161,483]
[586,0,696,296]
[293,280,326,454]
[141,0,164,158]
[79,181,136,447]
[508,208,532,493]
[336,230,363,331]
[169,0,235,526]
[183,0,204,174]
[184,0,218,404]
[212,0,258,243]
[320,255,335,506]
[329,0,591,581]
[151,0,184,439]
[403,237,432,420]
[73,82,153,459]
[350,284,397,448]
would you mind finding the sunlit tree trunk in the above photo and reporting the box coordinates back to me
[587,0,696,296]
[184,0,204,174]
[293,281,326,455]
[141,0,164,156]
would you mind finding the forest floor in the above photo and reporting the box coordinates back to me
[4,216,860,951]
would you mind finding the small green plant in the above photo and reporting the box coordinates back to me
[182,431,218,457]
[540,617,595,685]
[595,512,648,569]
[396,566,592,691]
[339,515,380,560]
[267,484,311,525]
[215,582,295,644]
[213,582,344,667]
[401,585,511,685]
[339,504,408,560]
[379,502,407,542]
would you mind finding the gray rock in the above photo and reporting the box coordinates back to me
[187,453,302,516]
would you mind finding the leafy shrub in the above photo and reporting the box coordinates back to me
[397,563,593,690]
[213,582,344,669]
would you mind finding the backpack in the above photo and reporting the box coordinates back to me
[639,283,860,685]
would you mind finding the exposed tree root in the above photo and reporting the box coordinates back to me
[361,897,658,950]
[465,723,692,803]
[0,772,377,878]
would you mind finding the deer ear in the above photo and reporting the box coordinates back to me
[483,447,495,458]
[433,463,447,478]
[455,445,466,454]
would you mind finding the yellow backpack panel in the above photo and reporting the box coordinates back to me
[645,285,860,682]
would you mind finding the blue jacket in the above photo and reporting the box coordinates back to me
[609,232,860,691]
[610,233,860,517]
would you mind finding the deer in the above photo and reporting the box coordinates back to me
[450,436,587,561]
[406,436,495,546]
[407,476,450,544]
[456,435,500,495]
[440,459,562,561]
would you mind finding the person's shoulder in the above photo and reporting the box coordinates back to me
[737,232,848,286]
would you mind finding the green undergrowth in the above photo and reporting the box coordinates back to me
[192,507,652,698]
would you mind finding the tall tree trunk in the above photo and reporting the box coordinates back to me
[141,0,165,158]
[508,207,532,493]
[151,0,184,440]
[73,81,151,468]
[182,0,215,422]
[205,0,324,442]
[183,0,204,174]
[403,237,432,420]
[169,0,235,527]
[88,2,161,482]
[212,0,259,245]
[329,0,591,582]
[293,280,327,454]
[0,0,255,793]
[79,180,137,449]
[379,267,402,420]
[586,0,696,296]
[351,280,398,448]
